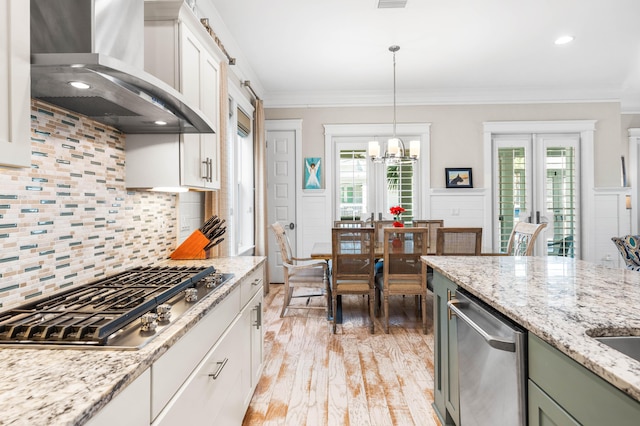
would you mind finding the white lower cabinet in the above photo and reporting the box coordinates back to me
[151,264,265,425]
[241,290,264,409]
[87,263,265,425]
[152,317,245,425]
[86,369,151,426]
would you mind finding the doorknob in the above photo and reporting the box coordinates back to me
[289,222,295,230]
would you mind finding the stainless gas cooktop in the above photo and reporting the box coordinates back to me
[0,266,233,349]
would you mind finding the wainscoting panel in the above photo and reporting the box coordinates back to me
[429,189,489,251]
[594,189,632,269]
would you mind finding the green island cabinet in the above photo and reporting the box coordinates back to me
[528,334,640,426]
[432,272,460,425]
[431,271,640,426]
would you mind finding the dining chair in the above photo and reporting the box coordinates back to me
[413,219,444,254]
[374,220,396,244]
[271,222,328,318]
[331,227,376,333]
[334,220,365,228]
[505,222,547,255]
[435,227,483,255]
[375,227,429,334]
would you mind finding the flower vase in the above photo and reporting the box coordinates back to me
[392,237,402,248]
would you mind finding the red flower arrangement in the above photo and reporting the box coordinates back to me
[389,206,405,227]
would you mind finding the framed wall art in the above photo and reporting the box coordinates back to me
[445,167,473,188]
[304,157,322,189]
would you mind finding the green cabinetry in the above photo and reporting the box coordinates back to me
[528,334,640,426]
[432,272,460,426]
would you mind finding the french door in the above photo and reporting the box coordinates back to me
[334,137,419,224]
[493,133,580,257]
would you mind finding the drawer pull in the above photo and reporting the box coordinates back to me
[208,358,228,380]
[251,278,261,286]
[253,302,262,329]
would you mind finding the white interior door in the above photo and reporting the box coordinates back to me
[266,129,296,283]
[493,133,580,257]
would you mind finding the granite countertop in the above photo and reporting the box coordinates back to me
[423,255,640,402]
[0,256,266,426]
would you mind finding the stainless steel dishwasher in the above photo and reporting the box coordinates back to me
[448,291,526,426]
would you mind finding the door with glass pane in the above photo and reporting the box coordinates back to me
[335,138,418,224]
[494,134,579,257]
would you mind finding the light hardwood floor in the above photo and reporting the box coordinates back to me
[243,283,440,425]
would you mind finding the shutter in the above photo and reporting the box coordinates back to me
[497,147,526,252]
[237,108,251,137]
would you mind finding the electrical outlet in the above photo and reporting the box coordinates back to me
[452,208,460,216]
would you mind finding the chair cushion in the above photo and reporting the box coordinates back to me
[624,235,640,265]
[612,235,640,268]
[287,267,325,283]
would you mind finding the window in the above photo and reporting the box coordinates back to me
[335,138,419,223]
[338,148,368,220]
[324,123,430,231]
[230,101,255,256]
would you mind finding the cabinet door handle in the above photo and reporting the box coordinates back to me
[201,159,209,180]
[253,302,262,329]
[252,278,261,286]
[207,157,213,182]
[208,358,228,380]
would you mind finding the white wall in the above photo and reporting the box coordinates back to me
[266,102,623,188]
[267,102,635,265]
[178,191,205,244]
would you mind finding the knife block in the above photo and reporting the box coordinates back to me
[170,230,210,260]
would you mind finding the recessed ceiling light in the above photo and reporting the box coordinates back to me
[154,120,168,126]
[555,35,574,45]
[68,81,90,89]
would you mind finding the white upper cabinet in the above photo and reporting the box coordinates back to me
[0,0,31,168]
[126,1,221,190]
[180,24,220,189]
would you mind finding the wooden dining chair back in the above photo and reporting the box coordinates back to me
[271,222,328,318]
[334,220,365,228]
[375,227,429,334]
[413,219,444,254]
[331,227,376,333]
[436,227,483,255]
[505,222,547,255]
[374,220,396,244]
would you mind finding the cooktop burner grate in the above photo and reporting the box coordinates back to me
[0,266,215,346]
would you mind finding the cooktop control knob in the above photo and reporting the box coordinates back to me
[140,313,158,332]
[204,273,223,288]
[156,304,172,322]
[185,288,198,303]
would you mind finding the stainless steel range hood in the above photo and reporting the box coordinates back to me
[30,0,214,134]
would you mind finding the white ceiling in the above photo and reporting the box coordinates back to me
[205,0,640,112]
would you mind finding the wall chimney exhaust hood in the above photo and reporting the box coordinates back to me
[30,0,215,135]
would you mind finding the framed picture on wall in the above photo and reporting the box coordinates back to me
[304,157,322,189]
[445,167,473,188]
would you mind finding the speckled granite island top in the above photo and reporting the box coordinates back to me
[423,255,640,402]
[0,256,265,426]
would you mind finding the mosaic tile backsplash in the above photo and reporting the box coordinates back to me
[0,100,177,309]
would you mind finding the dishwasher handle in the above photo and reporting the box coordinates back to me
[447,299,516,352]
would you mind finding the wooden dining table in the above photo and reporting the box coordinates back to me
[310,241,385,260]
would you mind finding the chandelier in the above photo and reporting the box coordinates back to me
[368,45,420,164]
